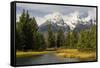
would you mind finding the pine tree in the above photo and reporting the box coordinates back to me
[16,28,22,50]
[89,25,96,50]
[19,9,26,29]
[77,29,89,49]
[65,31,71,48]
[47,23,56,48]
[33,32,46,50]
[71,31,79,48]
[77,30,86,49]
[56,28,65,48]
[21,10,33,50]
[16,9,47,51]
[39,34,46,50]
[92,25,96,49]
[16,9,26,50]
[29,17,39,50]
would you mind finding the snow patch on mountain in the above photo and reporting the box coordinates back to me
[36,12,67,27]
[63,11,81,30]
[36,10,96,30]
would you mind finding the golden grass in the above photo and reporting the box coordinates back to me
[16,49,96,60]
[55,49,96,60]
[16,51,48,58]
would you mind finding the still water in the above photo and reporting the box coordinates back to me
[16,53,80,65]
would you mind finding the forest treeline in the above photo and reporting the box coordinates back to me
[16,9,96,51]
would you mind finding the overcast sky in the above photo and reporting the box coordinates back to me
[16,3,96,16]
[16,3,96,25]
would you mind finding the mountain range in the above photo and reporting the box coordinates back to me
[37,12,96,32]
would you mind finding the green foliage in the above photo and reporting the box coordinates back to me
[16,9,26,50]
[64,25,96,51]
[21,11,34,50]
[56,28,65,48]
[47,24,56,48]
[65,32,71,48]
[71,31,79,48]
[16,9,96,51]
[65,31,79,48]
[16,9,46,51]
[16,28,23,50]
[77,25,96,50]
[33,32,46,50]
[77,30,88,49]
[89,25,96,49]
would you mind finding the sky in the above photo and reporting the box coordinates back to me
[16,3,96,25]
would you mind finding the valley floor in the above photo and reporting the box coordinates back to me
[55,49,96,60]
[16,49,96,61]
[16,51,49,58]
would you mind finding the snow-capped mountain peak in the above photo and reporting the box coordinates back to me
[43,12,65,25]
[39,12,69,32]
[63,11,81,30]
[36,11,96,32]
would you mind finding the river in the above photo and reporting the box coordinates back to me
[16,52,80,65]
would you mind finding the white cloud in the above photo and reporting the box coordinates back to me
[16,13,21,22]
[16,4,96,29]
[35,17,45,26]
[81,8,96,24]
[16,2,96,17]
[16,3,68,14]
[24,10,96,26]
[35,12,63,26]
[85,8,96,21]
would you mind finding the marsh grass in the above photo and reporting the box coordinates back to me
[16,49,96,61]
[55,49,96,60]
[16,51,48,58]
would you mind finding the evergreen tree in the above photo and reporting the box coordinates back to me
[30,17,38,32]
[65,32,71,48]
[33,32,46,50]
[21,10,33,50]
[39,34,46,50]
[71,31,79,48]
[77,29,90,49]
[16,9,26,50]
[29,17,39,50]
[77,30,86,49]
[16,9,47,51]
[89,25,96,50]
[56,28,65,48]
[16,28,22,50]
[47,23,56,48]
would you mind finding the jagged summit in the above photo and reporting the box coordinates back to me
[37,11,96,32]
